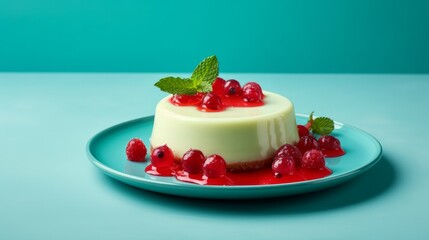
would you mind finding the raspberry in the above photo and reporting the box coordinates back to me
[297,135,319,154]
[182,149,205,174]
[272,155,295,178]
[150,145,175,168]
[203,154,227,178]
[297,125,310,138]
[126,138,147,162]
[301,150,325,170]
[275,144,302,166]
[318,135,341,151]
[201,93,223,110]
[223,80,242,97]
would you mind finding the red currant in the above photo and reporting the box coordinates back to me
[272,155,295,178]
[126,138,147,162]
[223,80,242,97]
[301,149,326,170]
[203,154,227,178]
[212,77,226,95]
[275,144,302,166]
[318,135,341,151]
[150,145,175,168]
[181,149,205,174]
[201,93,223,110]
[297,135,319,154]
[242,82,262,94]
[171,93,203,106]
[297,125,310,138]
[243,86,263,103]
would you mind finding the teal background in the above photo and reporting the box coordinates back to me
[1,0,428,73]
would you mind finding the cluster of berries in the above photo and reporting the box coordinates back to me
[212,78,264,103]
[126,139,227,178]
[126,124,343,179]
[271,125,343,177]
[171,78,264,111]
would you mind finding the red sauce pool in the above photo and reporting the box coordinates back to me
[145,162,333,186]
[323,148,346,158]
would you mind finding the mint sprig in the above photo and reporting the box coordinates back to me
[154,55,219,95]
[191,55,219,87]
[307,111,335,135]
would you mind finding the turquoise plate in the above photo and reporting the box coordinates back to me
[87,114,382,199]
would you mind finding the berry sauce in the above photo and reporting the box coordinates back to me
[145,163,332,186]
[322,148,346,158]
[170,94,264,112]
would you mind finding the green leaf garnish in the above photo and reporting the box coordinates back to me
[307,112,335,135]
[312,117,335,135]
[308,111,315,126]
[191,55,219,86]
[154,77,197,95]
[154,55,219,94]
[197,81,213,93]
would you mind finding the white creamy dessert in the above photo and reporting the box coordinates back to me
[150,91,299,171]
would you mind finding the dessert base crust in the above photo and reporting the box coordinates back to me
[226,157,273,172]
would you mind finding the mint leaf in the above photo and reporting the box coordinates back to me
[154,77,198,95]
[154,55,219,94]
[308,111,315,124]
[311,117,334,135]
[191,55,219,87]
[197,81,213,93]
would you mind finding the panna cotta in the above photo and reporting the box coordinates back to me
[122,56,343,185]
[150,91,299,171]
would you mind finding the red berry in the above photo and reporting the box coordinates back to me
[272,155,295,178]
[171,93,203,106]
[275,144,302,166]
[243,86,263,103]
[301,150,326,170]
[126,138,147,162]
[297,125,310,138]
[297,135,319,154]
[242,82,262,94]
[203,154,227,178]
[223,80,242,97]
[182,149,205,174]
[318,135,341,151]
[212,77,226,95]
[201,93,223,110]
[150,145,175,168]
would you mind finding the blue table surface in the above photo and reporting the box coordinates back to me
[1,73,428,239]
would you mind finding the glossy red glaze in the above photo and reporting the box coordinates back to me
[323,148,346,158]
[170,93,203,106]
[169,83,265,112]
[145,162,332,186]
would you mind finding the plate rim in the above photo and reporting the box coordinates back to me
[86,114,383,193]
